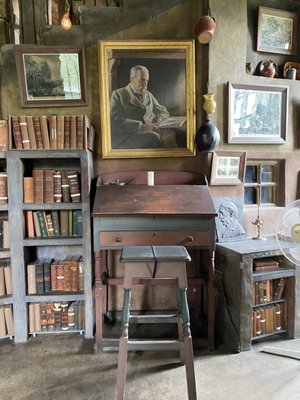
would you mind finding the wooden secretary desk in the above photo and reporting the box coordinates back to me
[91,171,217,351]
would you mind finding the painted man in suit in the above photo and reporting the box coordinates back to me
[110,65,170,149]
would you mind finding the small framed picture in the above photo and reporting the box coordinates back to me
[257,6,297,55]
[210,151,247,186]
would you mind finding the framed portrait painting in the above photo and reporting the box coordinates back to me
[210,151,247,186]
[228,82,288,144]
[98,40,196,159]
[257,6,297,55]
[15,46,87,107]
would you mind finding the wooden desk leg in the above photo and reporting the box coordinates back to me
[207,250,215,350]
[94,250,108,352]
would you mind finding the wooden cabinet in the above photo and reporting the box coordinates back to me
[216,236,296,352]
[6,150,93,342]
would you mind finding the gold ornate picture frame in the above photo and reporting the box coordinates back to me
[98,40,196,159]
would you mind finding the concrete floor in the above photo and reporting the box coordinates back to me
[0,334,299,400]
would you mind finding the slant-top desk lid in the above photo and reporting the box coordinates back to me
[92,184,217,217]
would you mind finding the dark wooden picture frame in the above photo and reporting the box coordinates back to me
[15,46,88,107]
[210,151,246,186]
[228,82,288,144]
[257,6,298,55]
[98,39,196,159]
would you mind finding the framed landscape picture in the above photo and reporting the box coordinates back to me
[257,6,297,55]
[228,82,288,144]
[15,46,87,107]
[98,39,196,159]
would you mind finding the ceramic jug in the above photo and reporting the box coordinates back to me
[195,15,216,44]
[259,60,278,78]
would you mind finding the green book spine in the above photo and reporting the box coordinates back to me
[36,211,48,237]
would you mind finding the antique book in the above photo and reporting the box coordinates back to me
[43,169,54,203]
[45,212,55,237]
[49,115,57,149]
[258,280,272,304]
[0,306,6,336]
[11,116,23,149]
[68,210,73,236]
[61,170,70,202]
[64,115,71,149]
[53,302,62,330]
[259,307,266,335]
[255,308,261,336]
[265,305,274,334]
[40,115,50,149]
[61,301,69,330]
[0,263,5,296]
[4,304,14,335]
[76,115,84,149]
[32,211,42,237]
[27,260,37,294]
[0,172,8,204]
[274,303,282,331]
[34,302,41,332]
[46,302,55,331]
[67,170,81,203]
[273,278,287,301]
[56,259,65,291]
[23,177,34,203]
[26,116,37,149]
[0,120,8,151]
[253,258,279,271]
[28,303,35,333]
[67,302,75,330]
[50,260,58,291]
[19,115,31,149]
[70,115,77,149]
[36,211,48,237]
[32,169,44,203]
[77,256,84,292]
[39,302,48,331]
[57,115,64,149]
[69,256,79,292]
[77,301,85,330]
[53,171,62,203]
[43,258,52,293]
[25,210,35,238]
[51,210,61,236]
[73,210,83,236]
[35,259,45,294]
[158,115,186,130]
[63,257,71,292]
[60,210,69,236]
[3,262,12,295]
[2,220,9,249]
[32,116,44,149]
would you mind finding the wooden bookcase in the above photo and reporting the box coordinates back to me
[0,152,13,339]
[215,236,296,352]
[6,150,93,342]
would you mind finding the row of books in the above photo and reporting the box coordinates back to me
[253,258,280,271]
[0,304,14,337]
[25,209,82,238]
[252,277,287,305]
[27,257,84,294]
[0,172,7,204]
[252,302,287,338]
[10,115,94,151]
[0,219,9,249]
[28,301,85,333]
[24,169,81,204]
[0,260,12,296]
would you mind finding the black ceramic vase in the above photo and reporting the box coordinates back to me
[195,118,220,152]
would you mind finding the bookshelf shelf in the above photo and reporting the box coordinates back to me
[216,236,296,352]
[6,149,93,343]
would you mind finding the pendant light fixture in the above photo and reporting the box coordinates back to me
[61,0,72,30]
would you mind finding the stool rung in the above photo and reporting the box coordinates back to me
[127,339,184,351]
[130,314,178,324]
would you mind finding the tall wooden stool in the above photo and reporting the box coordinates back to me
[116,245,197,400]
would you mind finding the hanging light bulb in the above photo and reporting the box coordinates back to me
[61,0,72,30]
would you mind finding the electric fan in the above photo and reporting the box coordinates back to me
[262,199,300,359]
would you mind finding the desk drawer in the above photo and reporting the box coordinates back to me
[99,231,210,247]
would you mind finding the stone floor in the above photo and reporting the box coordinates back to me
[0,334,299,400]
